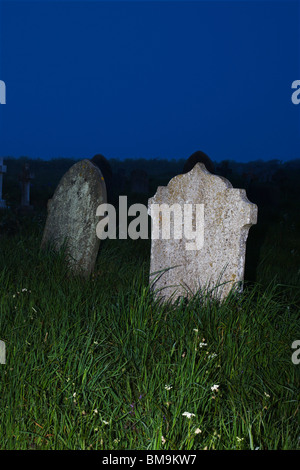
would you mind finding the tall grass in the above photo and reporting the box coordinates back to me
[0,222,299,450]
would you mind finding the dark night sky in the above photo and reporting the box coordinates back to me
[0,0,299,162]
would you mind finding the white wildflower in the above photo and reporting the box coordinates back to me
[165,384,172,391]
[182,412,196,419]
[211,384,219,392]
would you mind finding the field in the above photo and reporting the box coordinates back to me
[0,157,299,450]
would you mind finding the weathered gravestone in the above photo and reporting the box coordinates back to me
[41,159,107,277]
[148,163,258,302]
[0,158,7,209]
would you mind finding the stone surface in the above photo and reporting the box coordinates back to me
[41,159,107,277]
[148,163,258,301]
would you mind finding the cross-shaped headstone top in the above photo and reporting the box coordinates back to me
[19,163,34,182]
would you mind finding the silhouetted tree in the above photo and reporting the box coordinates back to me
[216,160,232,178]
[130,169,149,194]
[182,150,215,174]
[90,154,113,201]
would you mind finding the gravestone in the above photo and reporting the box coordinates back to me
[0,158,7,209]
[148,163,258,302]
[41,159,107,277]
[130,169,149,194]
[19,163,34,212]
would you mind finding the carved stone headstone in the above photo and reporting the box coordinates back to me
[0,158,7,209]
[41,159,107,277]
[148,163,258,301]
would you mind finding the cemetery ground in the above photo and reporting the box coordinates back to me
[0,158,299,450]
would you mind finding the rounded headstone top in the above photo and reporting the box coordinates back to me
[41,159,107,277]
